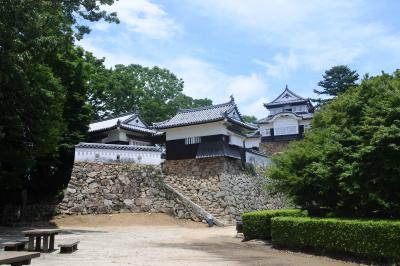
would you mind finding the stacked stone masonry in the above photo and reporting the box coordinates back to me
[163,158,286,224]
[59,159,287,225]
[259,141,291,156]
[59,162,204,222]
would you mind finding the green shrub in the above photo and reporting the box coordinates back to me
[267,71,400,218]
[241,209,306,240]
[271,217,400,262]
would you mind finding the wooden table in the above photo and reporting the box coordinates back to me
[22,229,61,252]
[0,251,40,266]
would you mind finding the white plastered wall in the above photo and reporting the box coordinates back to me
[163,121,228,141]
[74,146,163,165]
[259,123,272,136]
[102,129,126,143]
[101,128,151,145]
[163,121,259,149]
[273,116,299,135]
[245,138,261,149]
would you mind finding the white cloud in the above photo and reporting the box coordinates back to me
[226,74,267,102]
[241,97,269,119]
[79,38,156,67]
[254,51,299,78]
[102,0,181,39]
[77,39,271,117]
[167,57,269,117]
[188,0,400,76]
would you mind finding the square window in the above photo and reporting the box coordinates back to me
[185,137,201,145]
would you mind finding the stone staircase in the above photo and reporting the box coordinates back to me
[187,196,233,225]
[164,181,234,226]
[162,183,224,226]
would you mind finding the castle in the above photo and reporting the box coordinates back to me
[62,86,312,225]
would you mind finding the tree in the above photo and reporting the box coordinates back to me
[312,65,359,108]
[268,70,400,218]
[0,0,117,205]
[91,64,212,122]
[28,47,94,202]
[242,115,257,123]
[85,52,112,120]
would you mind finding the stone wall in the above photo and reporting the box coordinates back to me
[59,162,204,222]
[163,157,240,176]
[163,158,286,224]
[58,158,287,225]
[259,141,291,155]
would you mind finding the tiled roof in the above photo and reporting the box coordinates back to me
[89,112,157,135]
[119,124,158,134]
[245,148,268,157]
[264,85,311,108]
[154,99,257,130]
[75,142,162,152]
[89,113,134,132]
[196,141,241,159]
[256,111,313,124]
[226,117,258,130]
[246,130,261,138]
[264,98,309,107]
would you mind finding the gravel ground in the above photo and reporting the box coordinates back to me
[0,213,361,266]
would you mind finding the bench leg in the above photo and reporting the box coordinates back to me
[49,235,55,251]
[43,235,49,252]
[28,236,35,251]
[10,259,30,266]
[35,236,41,251]
[22,259,32,265]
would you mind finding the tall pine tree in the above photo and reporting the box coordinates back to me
[312,65,359,108]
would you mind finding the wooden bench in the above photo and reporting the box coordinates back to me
[1,242,26,251]
[58,241,79,253]
[0,251,40,266]
[23,229,60,252]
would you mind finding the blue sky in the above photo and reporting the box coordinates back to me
[79,0,400,118]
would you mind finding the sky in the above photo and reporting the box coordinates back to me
[79,0,400,118]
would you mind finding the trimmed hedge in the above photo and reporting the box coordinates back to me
[241,209,306,240]
[271,217,400,262]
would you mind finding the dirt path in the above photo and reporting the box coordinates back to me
[0,213,360,266]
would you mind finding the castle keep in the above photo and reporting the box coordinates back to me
[62,90,310,225]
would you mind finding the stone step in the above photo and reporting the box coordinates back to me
[164,181,233,226]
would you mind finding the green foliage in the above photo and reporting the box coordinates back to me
[241,209,306,240]
[89,64,212,122]
[28,47,94,202]
[242,115,257,123]
[243,163,256,176]
[312,65,359,107]
[0,0,117,204]
[271,217,400,262]
[268,70,400,218]
[0,0,212,205]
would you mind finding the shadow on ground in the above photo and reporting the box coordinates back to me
[0,226,107,244]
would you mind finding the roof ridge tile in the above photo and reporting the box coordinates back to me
[177,100,234,113]
[91,111,138,124]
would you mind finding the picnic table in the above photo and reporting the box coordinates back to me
[22,229,61,252]
[0,251,40,266]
